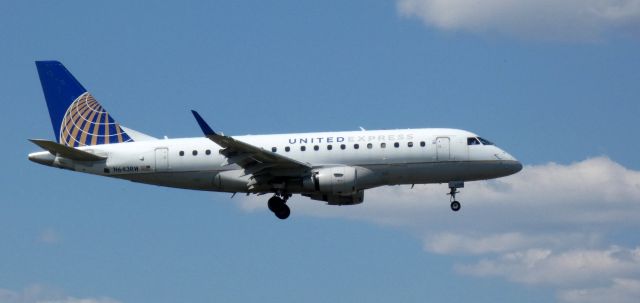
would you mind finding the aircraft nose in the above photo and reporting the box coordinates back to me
[496,149,522,176]
[506,160,523,175]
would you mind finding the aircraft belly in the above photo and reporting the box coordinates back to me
[120,171,228,191]
[363,160,514,185]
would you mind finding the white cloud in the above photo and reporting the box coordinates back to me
[559,278,640,303]
[456,246,640,286]
[396,0,640,41]
[238,156,640,302]
[425,232,600,255]
[0,285,121,303]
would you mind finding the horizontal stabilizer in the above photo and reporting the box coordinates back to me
[29,139,106,161]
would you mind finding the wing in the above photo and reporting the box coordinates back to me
[191,111,311,182]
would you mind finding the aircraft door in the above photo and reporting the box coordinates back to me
[436,137,450,161]
[155,148,169,172]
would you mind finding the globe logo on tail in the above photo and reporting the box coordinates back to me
[59,92,132,147]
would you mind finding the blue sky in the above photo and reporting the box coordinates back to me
[1,1,639,302]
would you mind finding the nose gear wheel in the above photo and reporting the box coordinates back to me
[447,181,464,212]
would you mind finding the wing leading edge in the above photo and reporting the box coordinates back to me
[190,110,311,179]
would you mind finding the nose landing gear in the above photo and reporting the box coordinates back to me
[450,200,461,212]
[268,193,291,220]
[447,181,464,212]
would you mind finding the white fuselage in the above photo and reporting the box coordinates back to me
[29,128,521,194]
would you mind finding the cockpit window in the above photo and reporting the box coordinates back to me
[477,137,494,145]
[467,137,481,145]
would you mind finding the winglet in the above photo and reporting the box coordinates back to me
[191,110,217,136]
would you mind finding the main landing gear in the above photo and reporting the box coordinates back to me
[447,181,464,212]
[268,194,291,220]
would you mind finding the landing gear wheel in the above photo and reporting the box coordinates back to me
[450,201,461,212]
[268,195,291,220]
[268,196,282,213]
[447,181,464,212]
[274,204,291,220]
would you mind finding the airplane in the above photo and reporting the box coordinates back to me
[28,61,523,220]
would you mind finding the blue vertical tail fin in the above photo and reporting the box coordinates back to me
[35,61,133,147]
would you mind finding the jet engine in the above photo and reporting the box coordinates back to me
[303,190,364,206]
[302,166,358,195]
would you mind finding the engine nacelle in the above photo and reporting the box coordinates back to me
[303,190,364,206]
[303,166,358,195]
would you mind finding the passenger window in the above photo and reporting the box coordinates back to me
[314,145,319,151]
[340,144,346,150]
[192,150,198,156]
[354,144,359,149]
[420,141,425,147]
[271,147,277,152]
[467,137,481,145]
[394,142,399,148]
[205,149,211,155]
[327,145,333,150]
[408,142,413,147]
[179,151,184,156]
[367,143,373,149]
[285,146,290,152]
[300,146,306,151]
[381,142,386,148]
